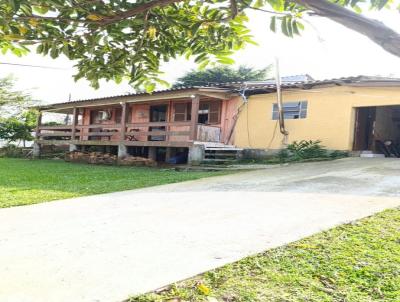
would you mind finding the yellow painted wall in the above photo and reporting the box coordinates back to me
[234,85,400,150]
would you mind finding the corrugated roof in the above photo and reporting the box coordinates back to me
[39,75,400,109]
[237,75,400,96]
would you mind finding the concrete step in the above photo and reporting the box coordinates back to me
[202,158,236,164]
[205,147,243,151]
[360,153,386,158]
[205,153,238,158]
[195,141,238,148]
[360,150,374,154]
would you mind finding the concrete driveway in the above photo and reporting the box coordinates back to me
[1,158,400,302]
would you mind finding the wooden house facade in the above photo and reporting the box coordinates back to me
[35,87,240,164]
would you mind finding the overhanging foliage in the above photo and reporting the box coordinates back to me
[0,0,398,91]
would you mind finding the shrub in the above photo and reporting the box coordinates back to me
[287,140,328,160]
[329,150,349,159]
[237,140,348,165]
[277,149,290,163]
[0,144,25,158]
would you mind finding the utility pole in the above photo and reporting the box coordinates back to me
[275,57,289,140]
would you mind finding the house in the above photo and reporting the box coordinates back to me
[35,75,400,163]
[34,86,240,164]
[234,75,400,157]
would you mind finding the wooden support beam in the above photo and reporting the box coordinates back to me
[124,140,193,147]
[167,100,173,142]
[120,102,128,142]
[126,130,190,136]
[71,107,78,140]
[85,132,117,137]
[37,139,193,148]
[35,111,42,140]
[190,94,200,141]
[36,140,75,146]
[38,125,73,130]
[76,124,122,129]
[126,121,191,128]
[38,132,72,137]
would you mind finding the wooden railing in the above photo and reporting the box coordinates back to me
[38,122,192,141]
[37,121,221,144]
[37,125,73,138]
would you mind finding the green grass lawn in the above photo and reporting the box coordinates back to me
[0,158,227,208]
[130,208,400,302]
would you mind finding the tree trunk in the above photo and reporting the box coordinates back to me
[295,0,400,57]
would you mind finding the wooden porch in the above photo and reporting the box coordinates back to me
[36,94,236,148]
[36,123,222,148]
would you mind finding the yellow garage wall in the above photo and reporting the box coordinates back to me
[234,85,400,150]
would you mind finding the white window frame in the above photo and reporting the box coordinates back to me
[272,101,308,120]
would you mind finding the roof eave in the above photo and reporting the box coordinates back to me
[39,87,234,112]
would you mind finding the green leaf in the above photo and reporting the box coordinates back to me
[292,21,300,35]
[144,82,156,93]
[267,0,284,11]
[198,59,210,70]
[36,44,44,54]
[286,17,293,37]
[270,16,276,32]
[50,44,59,59]
[62,44,70,58]
[33,5,49,14]
[195,53,208,63]
[254,0,265,8]
[154,78,170,87]
[217,57,235,64]
[281,17,289,36]
[8,0,21,12]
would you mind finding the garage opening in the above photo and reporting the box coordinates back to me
[353,105,400,157]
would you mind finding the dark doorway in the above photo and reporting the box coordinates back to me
[353,107,376,151]
[127,146,149,158]
[155,147,167,162]
[149,105,167,141]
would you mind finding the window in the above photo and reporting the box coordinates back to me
[115,107,122,123]
[272,101,308,120]
[198,101,221,124]
[90,109,112,124]
[173,102,192,122]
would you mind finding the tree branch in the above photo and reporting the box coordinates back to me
[294,0,400,57]
[100,0,183,25]
[15,14,99,24]
[231,0,238,18]
[14,0,183,26]
[248,6,292,16]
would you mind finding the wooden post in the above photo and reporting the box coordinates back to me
[167,100,172,142]
[71,107,78,141]
[33,111,42,158]
[190,95,200,141]
[120,102,128,142]
[35,111,42,140]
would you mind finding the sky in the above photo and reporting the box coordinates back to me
[1,7,400,105]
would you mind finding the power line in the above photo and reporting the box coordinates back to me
[0,62,67,70]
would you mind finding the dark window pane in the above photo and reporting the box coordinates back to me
[174,103,192,121]
[187,103,192,121]
[174,103,186,114]
[115,108,122,123]
[209,112,219,123]
[272,101,307,120]
[210,102,220,112]
[174,113,185,122]
[198,114,209,124]
[199,103,209,111]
